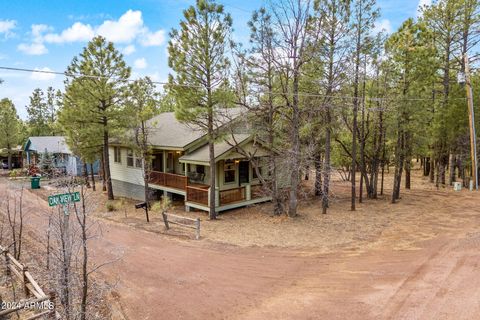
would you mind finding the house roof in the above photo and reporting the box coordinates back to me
[145,107,246,149]
[179,134,251,164]
[25,136,71,154]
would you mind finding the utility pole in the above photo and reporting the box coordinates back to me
[464,54,478,190]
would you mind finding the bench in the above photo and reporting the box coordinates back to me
[162,212,201,240]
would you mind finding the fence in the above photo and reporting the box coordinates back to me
[162,212,201,240]
[0,246,56,319]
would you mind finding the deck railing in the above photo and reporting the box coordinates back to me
[149,171,187,190]
[219,187,246,205]
[186,186,209,206]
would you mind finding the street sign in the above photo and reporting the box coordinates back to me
[48,192,81,207]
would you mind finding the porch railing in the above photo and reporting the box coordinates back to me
[149,171,187,190]
[220,187,246,205]
[186,186,209,206]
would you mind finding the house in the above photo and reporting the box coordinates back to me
[24,136,99,176]
[0,146,23,169]
[109,109,272,213]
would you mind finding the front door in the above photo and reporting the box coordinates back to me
[239,161,250,185]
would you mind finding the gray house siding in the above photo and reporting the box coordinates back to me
[112,179,146,200]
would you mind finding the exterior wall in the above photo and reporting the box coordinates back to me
[112,179,146,200]
[109,147,145,187]
[66,156,77,176]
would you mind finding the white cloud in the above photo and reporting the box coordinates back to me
[32,10,166,47]
[0,19,16,38]
[17,25,51,55]
[122,44,136,55]
[97,10,144,43]
[17,42,48,55]
[44,22,94,43]
[17,10,165,56]
[374,19,392,34]
[30,67,56,81]
[417,0,432,17]
[140,29,166,46]
[31,24,50,40]
[134,58,147,69]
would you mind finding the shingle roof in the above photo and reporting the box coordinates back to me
[146,108,246,149]
[179,134,251,164]
[25,136,71,154]
[146,113,205,148]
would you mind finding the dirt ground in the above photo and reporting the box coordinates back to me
[2,167,480,319]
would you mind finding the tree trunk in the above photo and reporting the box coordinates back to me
[392,130,405,203]
[7,150,12,170]
[288,73,301,218]
[89,163,96,191]
[322,109,331,214]
[83,162,90,188]
[208,108,216,219]
[314,153,323,197]
[448,153,456,185]
[100,151,106,192]
[429,156,435,183]
[103,124,114,200]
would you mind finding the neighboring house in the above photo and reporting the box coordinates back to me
[24,136,99,176]
[0,146,23,169]
[110,109,272,213]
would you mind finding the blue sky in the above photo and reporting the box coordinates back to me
[0,0,426,119]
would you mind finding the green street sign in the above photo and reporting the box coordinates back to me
[48,192,81,207]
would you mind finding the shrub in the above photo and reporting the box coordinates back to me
[151,196,172,213]
[105,201,117,212]
[9,169,19,178]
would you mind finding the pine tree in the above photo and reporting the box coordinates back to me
[64,36,131,200]
[0,98,21,169]
[168,0,233,220]
[126,77,161,222]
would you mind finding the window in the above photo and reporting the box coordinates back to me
[127,149,134,167]
[114,147,121,163]
[196,165,205,174]
[224,161,236,184]
[253,166,262,180]
[135,154,142,168]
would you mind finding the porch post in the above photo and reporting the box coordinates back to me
[162,151,167,173]
[246,184,251,201]
[215,188,220,207]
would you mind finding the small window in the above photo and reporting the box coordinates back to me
[253,166,262,179]
[127,149,134,167]
[114,147,121,163]
[135,155,142,168]
[224,161,235,184]
[196,165,205,174]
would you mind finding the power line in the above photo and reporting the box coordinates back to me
[0,65,468,102]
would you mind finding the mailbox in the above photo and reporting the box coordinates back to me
[135,202,147,209]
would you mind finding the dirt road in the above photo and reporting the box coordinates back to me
[2,176,480,320]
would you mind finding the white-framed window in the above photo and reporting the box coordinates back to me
[113,147,121,163]
[135,154,142,168]
[224,160,236,184]
[127,149,134,167]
